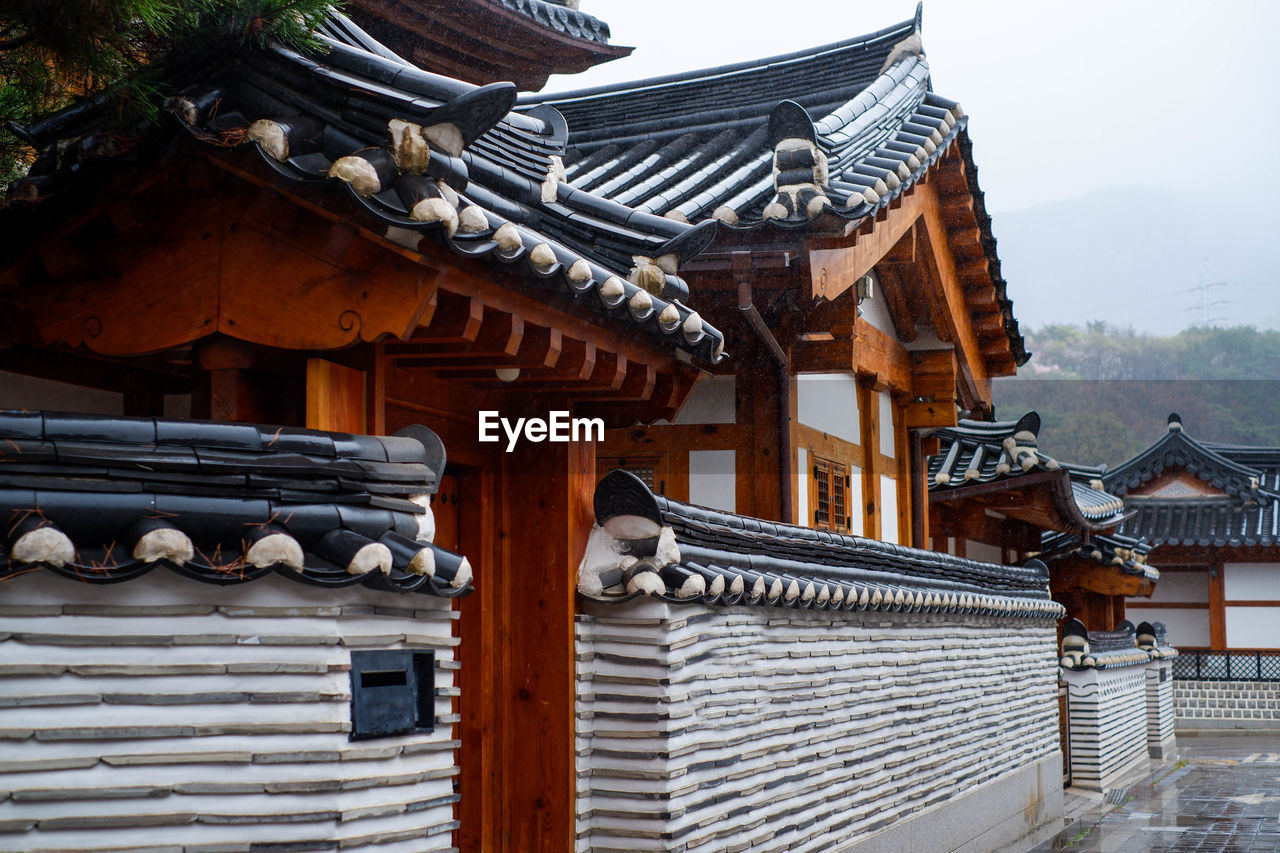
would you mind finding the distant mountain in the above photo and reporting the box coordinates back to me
[991,187,1280,335]
[993,325,1280,467]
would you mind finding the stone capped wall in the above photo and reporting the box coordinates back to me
[0,572,459,852]
[1175,680,1280,729]
[575,599,1062,853]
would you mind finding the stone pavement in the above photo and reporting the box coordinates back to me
[1028,734,1280,852]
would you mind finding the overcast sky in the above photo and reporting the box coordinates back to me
[544,1,1280,215]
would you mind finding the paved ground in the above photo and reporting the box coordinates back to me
[1029,734,1280,852]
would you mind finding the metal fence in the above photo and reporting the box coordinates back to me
[1173,650,1280,681]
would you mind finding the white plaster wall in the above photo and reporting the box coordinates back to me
[674,375,737,425]
[797,374,859,443]
[878,391,895,459]
[879,474,899,544]
[797,447,810,527]
[1224,563,1280,601]
[1225,607,1280,648]
[0,572,459,852]
[575,601,1061,852]
[966,540,1003,565]
[1125,607,1210,647]
[0,371,123,415]
[688,450,736,513]
[859,286,897,339]
[1144,572,1209,603]
[849,466,864,536]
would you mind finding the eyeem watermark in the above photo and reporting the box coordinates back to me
[478,411,604,452]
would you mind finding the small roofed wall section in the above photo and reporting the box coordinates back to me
[575,599,1062,852]
[0,573,460,851]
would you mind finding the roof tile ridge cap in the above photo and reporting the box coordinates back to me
[524,18,917,105]
[1177,431,1266,481]
[813,55,927,139]
[1103,429,1187,485]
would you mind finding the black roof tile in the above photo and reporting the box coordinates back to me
[4,12,726,365]
[929,412,1128,531]
[1105,415,1280,548]
[583,469,1062,618]
[0,411,470,597]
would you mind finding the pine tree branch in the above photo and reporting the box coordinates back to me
[0,33,36,51]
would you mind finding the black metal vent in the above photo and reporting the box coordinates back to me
[350,649,435,739]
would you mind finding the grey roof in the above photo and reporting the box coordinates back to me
[531,9,945,226]
[928,412,1129,531]
[1037,531,1159,582]
[496,0,614,45]
[1106,415,1280,548]
[1059,618,1167,671]
[584,469,1063,620]
[525,6,1026,364]
[4,12,725,364]
[0,411,471,596]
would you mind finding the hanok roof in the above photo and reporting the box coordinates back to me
[1105,414,1280,548]
[4,12,725,364]
[0,411,471,596]
[347,0,630,91]
[528,5,1026,366]
[580,470,1063,620]
[928,412,1129,532]
[1037,531,1159,583]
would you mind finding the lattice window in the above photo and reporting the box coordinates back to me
[599,456,667,495]
[812,455,852,533]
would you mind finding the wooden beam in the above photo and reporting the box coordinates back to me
[199,153,692,376]
[806,187,927,301]
[915,189,993,404]
[1049,561,1150,598]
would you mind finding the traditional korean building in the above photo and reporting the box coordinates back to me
[1107,414,1280,655]
[1,4,1075,850]
[927,412,1154,630]
[529,3,1028,543]
[0,8,726,850]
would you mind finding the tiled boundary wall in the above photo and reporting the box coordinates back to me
[1144,659,1176,758]
[0,572,459,852]
[1174,680,1280,729]
[575,599,1063,853]
[1060,663,1148,791]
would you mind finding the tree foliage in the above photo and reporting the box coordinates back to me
[996,324,1280,466]
[0,0,335,186]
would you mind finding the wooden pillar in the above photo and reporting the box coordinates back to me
[858,379,880,539]
[193,338,274,423]
[493,430,582,851]
[739,354,782,522]
[893,396,910,544]
[1209,550,1226,648]
[306,358,366,433]
[457,464,498,853]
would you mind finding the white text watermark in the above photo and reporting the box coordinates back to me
[478,411,605,452]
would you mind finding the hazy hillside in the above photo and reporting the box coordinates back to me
[993,325,1280,467]
[992,187,1280,335]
